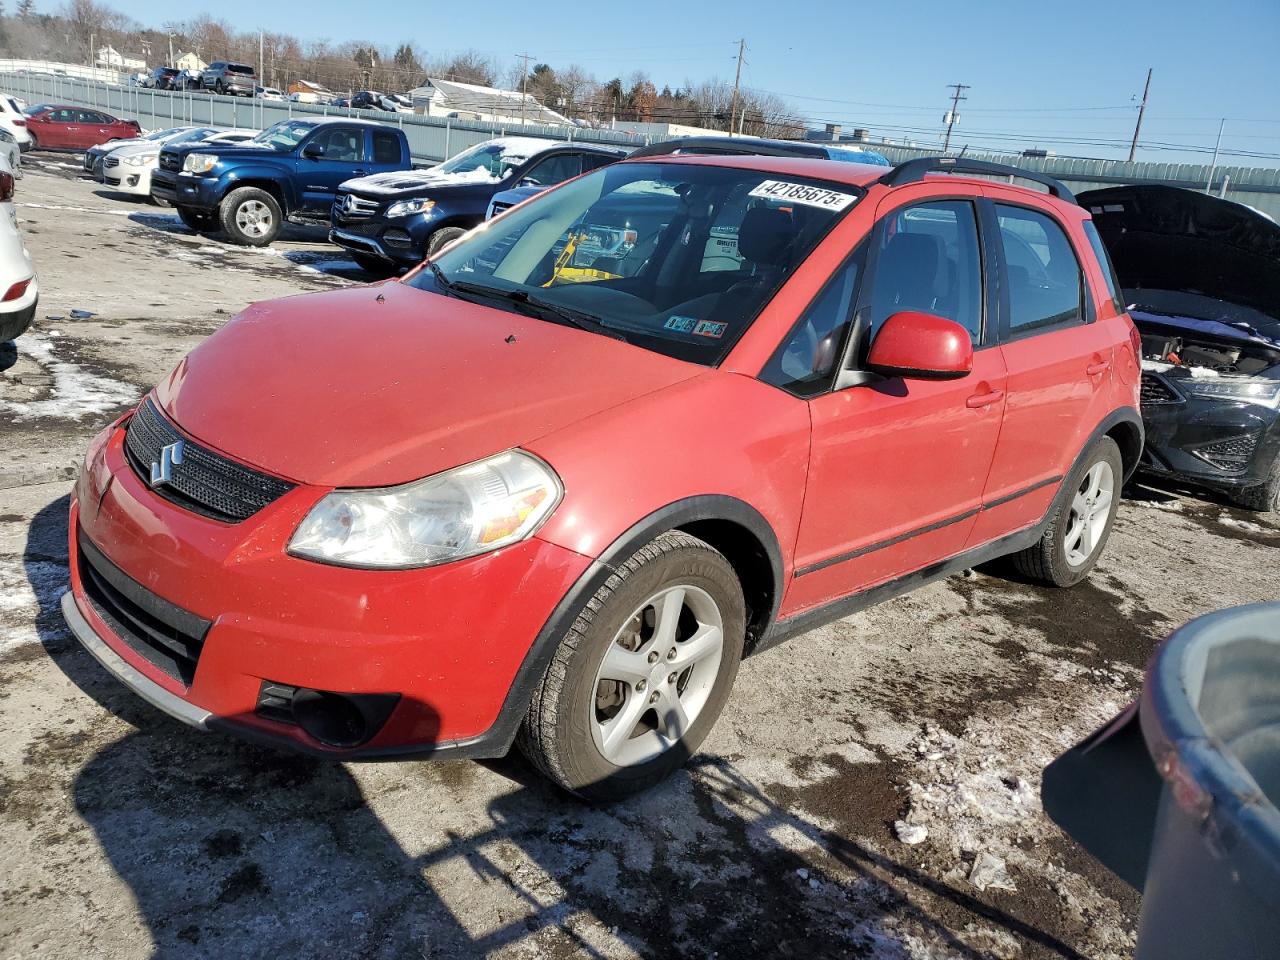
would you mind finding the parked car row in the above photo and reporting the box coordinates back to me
[83,125,257,201]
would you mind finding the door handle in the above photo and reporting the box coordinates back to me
[966,389,1004,409]
[1086,360,1111,376]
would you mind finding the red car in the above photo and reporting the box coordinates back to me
[64,155,1143,799]
[22,104,141,151]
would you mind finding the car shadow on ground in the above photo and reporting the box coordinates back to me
[25,495,1091,959]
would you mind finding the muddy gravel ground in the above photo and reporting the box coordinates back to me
[2,161,1278,960]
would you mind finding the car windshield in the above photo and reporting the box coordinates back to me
[435,139,546,181]
[169,127,218,145]
[251,120,317,151]
[408,161,863,365]
[826,147,891,166]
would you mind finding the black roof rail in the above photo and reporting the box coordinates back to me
[627,136,831,161]
[877,156,1076,203]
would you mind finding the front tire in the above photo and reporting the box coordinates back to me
[1010,437,1123,587]
[518,531,746,801]
[219,187,282,246]
[1235,455,1280,513]
[426,226,467,257]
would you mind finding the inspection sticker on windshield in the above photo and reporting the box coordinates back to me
[748,180,857,211]
[664,315,698,333]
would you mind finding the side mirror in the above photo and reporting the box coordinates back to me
[865,311,973,380]
[519,176,542,188]
[301,141,325,159]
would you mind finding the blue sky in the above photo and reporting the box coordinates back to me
[52,0,1280,165]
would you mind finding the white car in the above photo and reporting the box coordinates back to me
[255,86,284,101]
[102,127,257,201]
[0,95,32,151]
[0,163,36,343]
[0,130,20,178]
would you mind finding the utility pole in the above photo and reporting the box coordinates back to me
[167,33,174,69]
[729,38,746,137]
[942,83,968,152]
[515,51,533,125]
[1205,118,1225,193]
[1128,68,1152,162]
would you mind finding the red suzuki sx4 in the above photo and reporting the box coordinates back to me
[65,155,1142,799]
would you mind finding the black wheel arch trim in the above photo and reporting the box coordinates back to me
[402,495,786,761]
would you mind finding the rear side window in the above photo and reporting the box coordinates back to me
[995,204,1084,333]
[1082,220,1124,313]
[228,64,255,75]
[866,200,984,346]
[372,130,401,164]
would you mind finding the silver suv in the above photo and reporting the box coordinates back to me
[201,62,256,97]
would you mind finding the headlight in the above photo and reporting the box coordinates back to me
[183,153,217,174]
[125,152,157,167]
[288,450,562,569]
[385,198,435,218]
[1181,378,1280,408]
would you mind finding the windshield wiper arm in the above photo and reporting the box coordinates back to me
[426,272,623,339]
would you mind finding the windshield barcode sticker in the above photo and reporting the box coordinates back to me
[748,180,857,211]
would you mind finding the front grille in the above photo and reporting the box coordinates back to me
[104,156,120,170]
[159,152,181,172]
[1140,372,1182,406]
[77,533,211,685]
[334,193,380,220]
[124,398,295,523]
[1192,433,1260,473]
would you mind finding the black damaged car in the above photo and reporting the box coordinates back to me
[1081,185,1280,511]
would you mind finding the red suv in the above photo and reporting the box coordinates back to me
[23,104,142,151]
[64,155,1142,799]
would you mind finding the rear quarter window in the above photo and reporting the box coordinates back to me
[1082,220,1124,313]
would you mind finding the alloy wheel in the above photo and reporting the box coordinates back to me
[1064,460,1115,566]
[591,584,724,767]
[235,200,273,239]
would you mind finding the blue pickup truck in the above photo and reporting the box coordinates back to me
[151,117,412,245]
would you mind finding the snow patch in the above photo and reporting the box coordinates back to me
[1,334,138,421]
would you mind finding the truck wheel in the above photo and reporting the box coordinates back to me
[518,531,746,801]
[426,227,466,257]
[1009,437,1123,587]
[176,207,216,232]
[1235,455,1280,513]
[215,81,225,95]
[220,187,282,246]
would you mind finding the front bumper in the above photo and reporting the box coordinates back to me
[1140,385,1280,492]
[65,417,592,759]
[330,213,432,266]
[104,164,153,195]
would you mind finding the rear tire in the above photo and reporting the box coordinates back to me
[26,131,38,151]
[219,187,282,246]
[1235,455,1280,513]
[518,531,746,801]
[176,207,217,232]
[426,226,466,257]
[1010,437,1123,587]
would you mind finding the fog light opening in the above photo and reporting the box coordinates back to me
[291,690,370,747]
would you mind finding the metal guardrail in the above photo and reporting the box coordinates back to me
[0,71,650,165]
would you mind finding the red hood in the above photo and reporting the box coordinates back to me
[155,282,699,487]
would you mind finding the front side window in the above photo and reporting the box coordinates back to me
[309,127,364,162]
[523,153,582,186]
[408,161,862,366]
[761,244,865,396]
[995,204,1084,333]
[251,120,318,152]
[866,199,984,348]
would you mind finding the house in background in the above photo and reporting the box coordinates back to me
[409,77,568,126]
[96,45,145,72]
[173,52,207,73]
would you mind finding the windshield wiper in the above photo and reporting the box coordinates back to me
[426,268,623,339]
